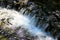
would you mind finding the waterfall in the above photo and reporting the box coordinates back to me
[0,7,57,40]
[0,0,57,40]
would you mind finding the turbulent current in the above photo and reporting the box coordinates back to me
[0,7,57,40]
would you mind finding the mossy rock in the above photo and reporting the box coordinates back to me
[0,35,8,40]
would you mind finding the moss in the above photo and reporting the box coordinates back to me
[0,35,8,40]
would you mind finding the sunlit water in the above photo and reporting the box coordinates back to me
[0,7,57,40]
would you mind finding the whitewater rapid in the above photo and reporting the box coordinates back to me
[0,7,57,40]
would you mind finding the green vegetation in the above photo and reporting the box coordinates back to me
[0,35,7,40]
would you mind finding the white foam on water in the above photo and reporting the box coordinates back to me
[0,7,57,40]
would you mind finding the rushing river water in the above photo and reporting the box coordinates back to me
[0,0,58,40]
[0,6,57,40]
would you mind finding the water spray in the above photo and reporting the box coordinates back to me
[0,7,57,40]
